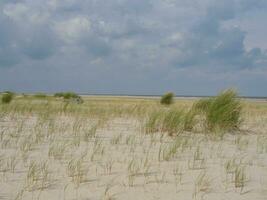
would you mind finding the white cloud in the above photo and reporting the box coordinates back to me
[3,3,29,20]
[54,16,91,43]
[169,32,183,42]
[3,3,50,24]
[0,0,267,95]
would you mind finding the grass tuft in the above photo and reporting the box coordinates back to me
[195,89,242,133]
[161,109,185,136]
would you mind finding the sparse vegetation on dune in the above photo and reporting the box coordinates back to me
[145,109,185,136]
[146,89,242,137]
[0,89,266,200]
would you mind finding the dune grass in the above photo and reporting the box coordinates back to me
[0,89,258,138]
[0,91,266,200]
[145,89,243,136]
[194,89,242,133]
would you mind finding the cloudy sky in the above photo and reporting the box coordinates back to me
[0,0,267,96]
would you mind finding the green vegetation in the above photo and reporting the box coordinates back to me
[145,111,162,134]
[161,109,185,136]
[160,92,174,105]
[145,109,188,136]
[1,92,14,104]
[54,92,79,99]
[0,88,266,199]
[183,108,197,131]
[54,92,83,104]
[0,88,244,136]
[195,89,242,133]
[146,89,243,136]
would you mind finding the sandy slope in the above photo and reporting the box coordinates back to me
[0,115,266,200]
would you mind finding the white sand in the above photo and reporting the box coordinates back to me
[0,116,267,200]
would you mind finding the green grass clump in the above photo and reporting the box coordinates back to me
[1,92,14,104]
[195,89,242,133]
[160,92,174,105]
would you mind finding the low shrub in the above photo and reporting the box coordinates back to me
[54,92,83,104]
[1,92,14,104]
[63,92,78,99]
[160,92,174,105]
[54,92,64,98]
[54,92,79,99]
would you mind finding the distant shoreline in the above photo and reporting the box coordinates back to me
[2,92,267,101]
[78,93,267,101]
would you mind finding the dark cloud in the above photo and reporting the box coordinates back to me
[207,0,236,21]
[0,47,21,67]
[0,0,266,95]
[238,0,267,10]
[19,26,59,60]
[0,12,21,67]
[171,0,267,69]
[83,37,111,57]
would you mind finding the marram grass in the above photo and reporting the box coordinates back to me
[195,89,242,133]
[1,89,243,137]
[145,89,243,136]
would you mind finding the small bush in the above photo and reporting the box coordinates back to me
[1,92,14,104]
[54,92,83,104]
[63,92,79,100]
[160,92,174,105]
[195,89,242,133]
[54,92,64,98]
[54,92,79,99]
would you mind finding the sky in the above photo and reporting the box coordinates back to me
[0,0,267,96]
